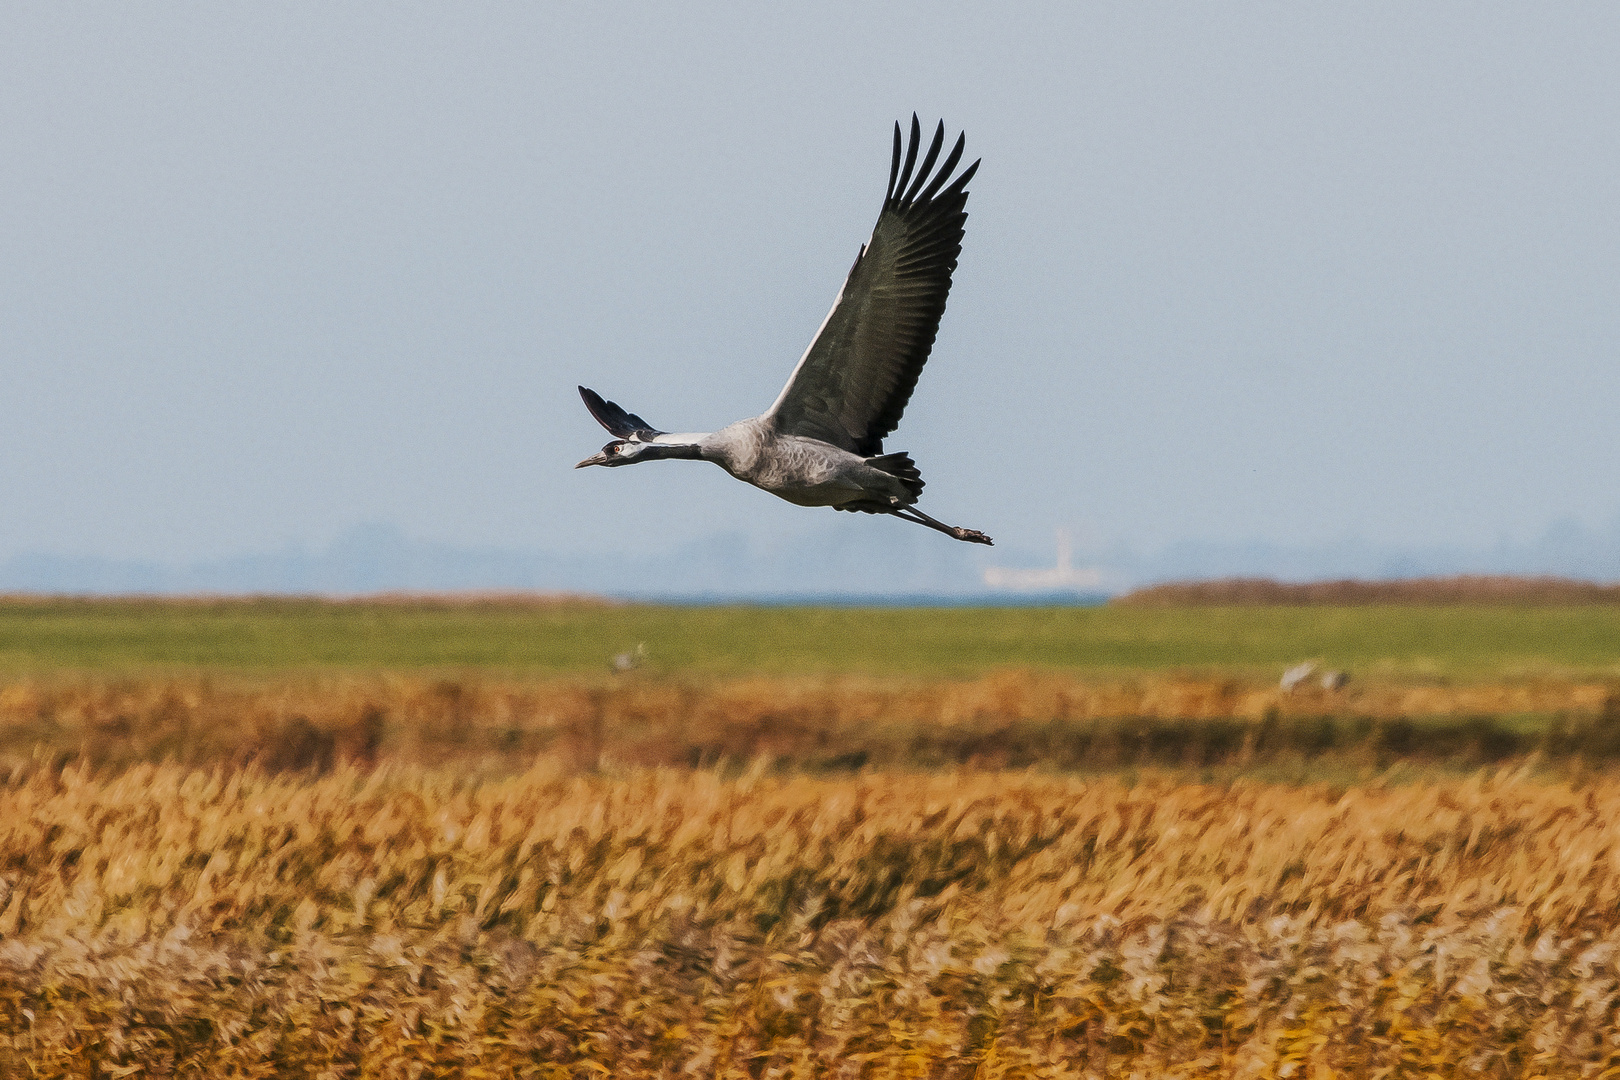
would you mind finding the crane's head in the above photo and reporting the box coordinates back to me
[575,439,647,468]
[575,388,706,468]
[576,437,705,468]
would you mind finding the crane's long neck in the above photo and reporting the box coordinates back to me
[639,433,713,461]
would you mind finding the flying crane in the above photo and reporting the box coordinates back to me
[575,116,992,545]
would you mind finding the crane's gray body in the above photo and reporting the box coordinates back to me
[695,420,912,509]
[575,117,992,545]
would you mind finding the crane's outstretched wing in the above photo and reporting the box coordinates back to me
[764,116,979,456]
[579,386,665,440]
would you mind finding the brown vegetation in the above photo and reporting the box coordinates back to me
[1117,574,1620,606]
[3,672,1619,776]
[7,765,1620,1075]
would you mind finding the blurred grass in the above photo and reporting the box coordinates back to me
[5,670,1615,777]
[1,596,1619,678]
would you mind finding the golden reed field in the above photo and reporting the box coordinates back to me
[4,670,1619,775]
[4,587,1620,1077]
[7,764,1620,1076]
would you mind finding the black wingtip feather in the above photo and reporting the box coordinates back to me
[942,158,980,198]
[892,115,922,210]
[579,386,660,439]
[901,121,947,206]
[885,122,902,205]
[916,133,966,205]
[883,120,974,216]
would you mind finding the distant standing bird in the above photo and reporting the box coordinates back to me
[575,117,992,545]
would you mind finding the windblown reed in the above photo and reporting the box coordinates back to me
[6,766,1620,1075]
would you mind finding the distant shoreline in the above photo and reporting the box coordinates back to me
[1116,574,1620,606]
[5,574,1620,607]
[0,590,1108,608]
[0,590,614,608]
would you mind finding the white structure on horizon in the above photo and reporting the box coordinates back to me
[982,529,1104,592]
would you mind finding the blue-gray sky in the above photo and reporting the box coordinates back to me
[5,3,1619,571]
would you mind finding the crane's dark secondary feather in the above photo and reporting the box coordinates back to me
[766,114,980,457]
[866,452,924,498]
[579,386,663,440]
[832,452,929,518]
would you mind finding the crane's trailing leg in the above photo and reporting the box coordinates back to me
[888,505,993,545]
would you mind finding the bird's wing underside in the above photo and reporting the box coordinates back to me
[579,386,665,440]
[764,116,979,457]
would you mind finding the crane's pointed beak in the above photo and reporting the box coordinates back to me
[574,451,610,469]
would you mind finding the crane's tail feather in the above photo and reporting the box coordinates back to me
[865,452,925,499]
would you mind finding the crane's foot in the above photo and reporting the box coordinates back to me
[952,527,993,545]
